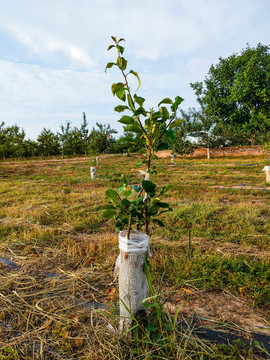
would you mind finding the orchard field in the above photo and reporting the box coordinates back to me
[0,150,269,359]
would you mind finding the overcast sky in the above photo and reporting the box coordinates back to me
[0,0,269,139]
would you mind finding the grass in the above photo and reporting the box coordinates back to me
[0,153,269,358]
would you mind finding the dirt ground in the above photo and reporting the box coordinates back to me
[167,288,270,335]
[1,147,269,351]
[157,145,266,158]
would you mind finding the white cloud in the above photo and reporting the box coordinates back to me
[0,0,269,138]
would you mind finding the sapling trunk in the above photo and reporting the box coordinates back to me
[127,216,132,240]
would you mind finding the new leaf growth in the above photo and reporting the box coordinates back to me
[102,36,184,238]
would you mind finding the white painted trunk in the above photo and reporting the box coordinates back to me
[207,147,210,159]
[118,230,149,335]
[90,166,96,179]
[263,166,270,183]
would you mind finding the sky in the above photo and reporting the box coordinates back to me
[0,0,269,140]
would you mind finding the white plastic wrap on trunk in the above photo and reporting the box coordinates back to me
[117,230,149,334]
[262,166,270,183]
[90,166,96,179]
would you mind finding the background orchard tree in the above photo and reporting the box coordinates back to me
[37,128,61,157]
[191,43,270,145]
[0,124,27,159]
[88,122,117,155]
[0,122,8,160]
[80,112,89,156]
[58,121,72,157]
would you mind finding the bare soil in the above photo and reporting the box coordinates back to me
[157,145,266,158]
[168,289,270,335]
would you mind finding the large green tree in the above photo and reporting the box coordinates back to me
[191,43,270,144]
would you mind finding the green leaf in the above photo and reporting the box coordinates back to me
[142,294,160,308]
[111,82,125,96]
[134,196,144,204]
[118,185,125,194]
[134,94,145,107]
[116,88,126,102]
[129,70,141,90]
[117,45,124,54]
[144,119,150,131]
[105,62,116,72]
[114,105,129,113]
[134,107,147,117]
[132,185,141,192]
[105,189,120,204]
[122,198,131,208]
[169,118,183,129]
[111,36,117,42]
[165,129,176,142]
[102,209,116,219]
[160,184,172,195]
[124,122,143,134]
[123,189,134,198]
[158,98,173,107]
[107,45,115,51]
[118,115,134,125]
[127,94,136,111]
[152,219,165,227]
[171,96,184,111]
[155,201,170,208]
[152,110,161,121]
[148,205,159,216]
[115,220,124,232]
[99,204,115,210]
[160,106,170,120]
[142,180,156,195]
[117,56,127,71]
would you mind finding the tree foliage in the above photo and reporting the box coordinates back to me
[0,114,118,159]
[191,43,270,144]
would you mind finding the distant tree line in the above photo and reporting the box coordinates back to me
[1,44,269,160]
[0,113,137,160]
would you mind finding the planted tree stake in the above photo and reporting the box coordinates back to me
[118,230,149,335]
